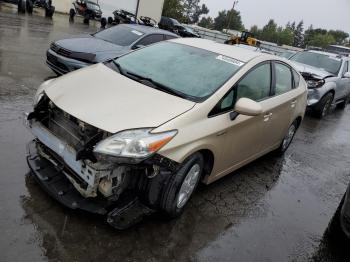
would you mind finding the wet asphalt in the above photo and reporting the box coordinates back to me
[0,4,350,262]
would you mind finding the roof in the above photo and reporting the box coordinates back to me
[123,24,178,37]
[170,38,268,62]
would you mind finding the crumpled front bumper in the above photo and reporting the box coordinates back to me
[26,140,153,229]
[26,140,110,214]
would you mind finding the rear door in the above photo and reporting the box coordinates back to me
[259,61,298,152]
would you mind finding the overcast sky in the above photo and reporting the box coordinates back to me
[203,0,350,33]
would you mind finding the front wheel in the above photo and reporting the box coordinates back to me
[276,120,298,155]
[314,92,334,118]
[69,8,75,19]
[26,0,33,14]
[161,153,204,217]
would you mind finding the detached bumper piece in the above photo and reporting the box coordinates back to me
[26,140,154,229]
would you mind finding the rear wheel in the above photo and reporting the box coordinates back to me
[26,0,33,14]
[18,0,26,13]
[161,153,204,217]
[337,94,350,110]
[69,8,76,20]
[83,14,90,24]
[45,6,55,18]
[314,92,334,118]
[276,120,298,155]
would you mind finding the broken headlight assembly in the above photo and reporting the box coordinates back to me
[306,79,325,89]
[33,79,56,106]
[93,129,177,163]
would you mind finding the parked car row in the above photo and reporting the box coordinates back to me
[25,19,350,230]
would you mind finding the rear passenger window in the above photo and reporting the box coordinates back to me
[275,63,293,95]
[292,69,300,88]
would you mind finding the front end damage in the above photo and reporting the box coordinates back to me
[301,72,332,107]
[25,95,179,229]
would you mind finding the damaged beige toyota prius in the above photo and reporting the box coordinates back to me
[25,38,307,229]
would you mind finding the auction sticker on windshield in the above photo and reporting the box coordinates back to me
[216,55,244,66]
[131,30,143,36]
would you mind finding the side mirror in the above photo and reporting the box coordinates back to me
[343,72,350,78]
[132,44,145,50]
[234,98,263,116]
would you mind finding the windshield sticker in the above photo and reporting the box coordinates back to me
[131,30,143,36]
[216,55,244,66]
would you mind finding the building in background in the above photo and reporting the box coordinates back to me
[53,0,164,22]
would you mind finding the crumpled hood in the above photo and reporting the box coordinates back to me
[290,61,334,79]
[44,64,195,133]
[55,36,127,54]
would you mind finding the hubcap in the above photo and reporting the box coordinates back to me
[322,97,332,117]
[282,124,296,152]
[176,164,200,209]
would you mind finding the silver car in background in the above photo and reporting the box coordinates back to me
[289,50,350,118]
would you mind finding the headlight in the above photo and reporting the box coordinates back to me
[33,79,55,106]
[93,129,177,160]
[307,79,325,89]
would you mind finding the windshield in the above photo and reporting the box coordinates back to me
[115,42,244,100]
[94,25,144,46]
[290,51,342,75]
[87,2,100,11]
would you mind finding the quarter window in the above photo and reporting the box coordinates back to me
[275,63,293,95]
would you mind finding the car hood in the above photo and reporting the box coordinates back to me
[44,64,195,133]
[55,36,128,54]
[289,61,334,79]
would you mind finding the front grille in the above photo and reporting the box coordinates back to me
[50,43,72,58]
[47,52,69,72]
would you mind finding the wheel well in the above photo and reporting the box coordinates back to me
[327,90,335,98]
[295,116,303,129]
[198,149,214,177]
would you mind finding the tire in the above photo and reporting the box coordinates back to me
[83,15,90,24]
[161,153,204,217]
[18,0,26,13]
[26,0,33,14]
[337,94,350,110]
[45,6,55,18]
[69,8,75,19]
[107,16,114,24]
[276,120,298,155]
[314,92,334,119]
[100,17,107,28]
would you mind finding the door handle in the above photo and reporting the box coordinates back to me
[291,100,297,108]
[263,113,272,122]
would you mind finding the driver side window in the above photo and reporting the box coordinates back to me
[209,62,271,117]
[236,63,271,102]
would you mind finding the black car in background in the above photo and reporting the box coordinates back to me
[1,0,55,17]
[159,16,200,38]
[46,24,179,75]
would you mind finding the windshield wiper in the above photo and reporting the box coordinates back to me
[126,71,190,99]
[112,61,127,76]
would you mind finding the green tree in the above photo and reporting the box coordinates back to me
[328,30,349,45]
[182,0,209,23]
[261,19,278,43]
[198,16,213,28]
[213,9,244,31]
[308,33,336,48]
[162,0,184,21]
[293,21,304,47]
